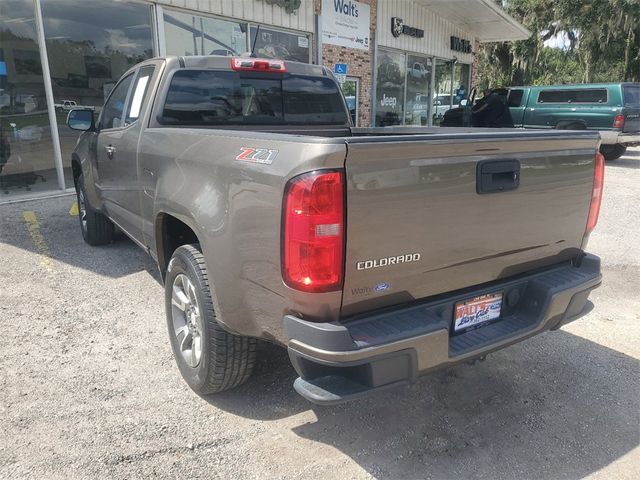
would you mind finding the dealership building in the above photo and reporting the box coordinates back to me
[0,0,528,200]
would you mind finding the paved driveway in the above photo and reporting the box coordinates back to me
[1,149,638,479]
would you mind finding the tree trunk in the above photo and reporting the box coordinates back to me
[623,27,632,81]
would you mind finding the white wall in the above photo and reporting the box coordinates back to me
[155,0,315,32]
[377,0,475,62]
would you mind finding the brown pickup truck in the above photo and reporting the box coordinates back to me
[66,56,603,404]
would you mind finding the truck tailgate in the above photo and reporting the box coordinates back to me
[341,131,599,317]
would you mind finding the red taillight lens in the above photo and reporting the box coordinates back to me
[586,152,605,233]
[613,114,625,129]
[231,57,286,73]
[282,171,344,292]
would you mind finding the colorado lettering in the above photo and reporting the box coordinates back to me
[356,253,421,270]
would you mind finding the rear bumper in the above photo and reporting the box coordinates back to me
[285,255,602,405]
[618,133,640,145]
[599,131,640,145]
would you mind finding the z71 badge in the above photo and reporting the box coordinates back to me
[235,147,278,165]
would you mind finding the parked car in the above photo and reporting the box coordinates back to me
[56,100,77,111]
[443,83,640,160]
[67,56,602,405]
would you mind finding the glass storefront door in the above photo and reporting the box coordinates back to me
[405,55,432,126]
[0,0,56,197]
[453,63,471,105]
[433,59,453,125]
[40,0,155,188]
[340,77,359,126]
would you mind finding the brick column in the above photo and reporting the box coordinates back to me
[315,0,377,127]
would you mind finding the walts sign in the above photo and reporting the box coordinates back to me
[391,17,424,38]
[321,0,371,51]
[450,36,472,53]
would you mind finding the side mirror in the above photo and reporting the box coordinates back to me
[460,99,469,106]
[67,109,95,131]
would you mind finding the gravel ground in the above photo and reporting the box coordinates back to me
[1,148,639,480]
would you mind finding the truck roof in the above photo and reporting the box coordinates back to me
[508,82,639,90]
[137,55,331,78]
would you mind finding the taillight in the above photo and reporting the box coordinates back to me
[613,114,625,129]
[231,57,286,73]
[282,171,345,292]
[586,152,605,233]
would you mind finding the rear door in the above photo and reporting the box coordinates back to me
[340,132,599,317]
[507,88,526,127]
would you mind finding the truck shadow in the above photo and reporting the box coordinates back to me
[207,331,639,479]
[0,195,160,280]
[607,148,640,169]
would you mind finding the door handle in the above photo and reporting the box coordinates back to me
[105,145,116,159]
[476,160,520,194]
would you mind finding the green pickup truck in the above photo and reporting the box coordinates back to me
[444,83,640,161]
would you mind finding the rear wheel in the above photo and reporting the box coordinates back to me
[76,174,114,245]
[599,144,627,161]
[165,244,256,394]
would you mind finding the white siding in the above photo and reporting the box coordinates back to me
[155,0,315,32]
[377,0,475,62]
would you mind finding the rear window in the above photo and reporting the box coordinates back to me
[623,85,640,105]
[538,88,608,104]
[160,69,348,126]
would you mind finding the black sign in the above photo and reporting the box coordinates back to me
[450,36,472,53]
[391,17,424,38]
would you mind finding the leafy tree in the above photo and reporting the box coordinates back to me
[477,0,640,87]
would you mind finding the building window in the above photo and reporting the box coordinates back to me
[0,0,56,196]
[40,0,154,188]
[250,26,310,63]
[163,8,248,57]
[375,48,406,127]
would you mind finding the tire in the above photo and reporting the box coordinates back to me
[76,174,114,246]
[165,244,256,394]
[600,144,627,161]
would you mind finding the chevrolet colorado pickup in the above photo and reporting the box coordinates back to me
[67,56,603,405]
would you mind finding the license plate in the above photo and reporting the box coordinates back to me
[453,292,503,333]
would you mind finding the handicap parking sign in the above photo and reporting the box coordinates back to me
[334,64,348,75]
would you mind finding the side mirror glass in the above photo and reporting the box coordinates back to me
[460,99,468,106]
[67,109,94,131]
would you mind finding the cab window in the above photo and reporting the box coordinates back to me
[100,74,134,129]
[538,89,608,104]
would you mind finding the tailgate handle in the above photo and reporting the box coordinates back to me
[477,160,520,194]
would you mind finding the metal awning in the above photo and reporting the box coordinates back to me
[417,0,531,42]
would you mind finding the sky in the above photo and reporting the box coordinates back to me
[543,30,573,50]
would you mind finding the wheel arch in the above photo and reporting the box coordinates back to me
[555,120,587,130]
[71,153,82,188]
[155,212,201,281]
